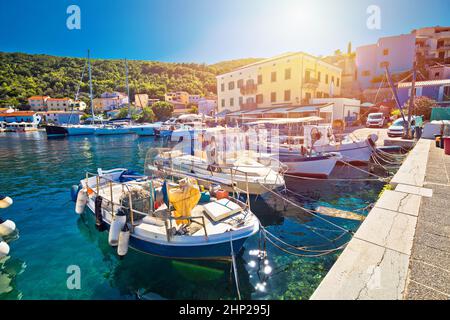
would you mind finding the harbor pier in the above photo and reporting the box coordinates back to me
[311,138,450,300]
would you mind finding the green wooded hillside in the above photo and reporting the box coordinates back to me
[0,52,262,107]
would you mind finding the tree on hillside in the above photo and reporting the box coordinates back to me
[138,107,155,123]
[116,107,129,119]
[189,105,198,114]
[403,96,437,120]
[152,101,173,121]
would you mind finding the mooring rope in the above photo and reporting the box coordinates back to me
[259,183,355,235]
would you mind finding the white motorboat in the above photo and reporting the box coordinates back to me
[304,125,378,164]
[265,150,341,178]
[74,168,259,260]
[154,151,285,195]
[129,123,161,136]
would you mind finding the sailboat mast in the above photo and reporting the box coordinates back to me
[125,59,130,119]
[88,49,94,120]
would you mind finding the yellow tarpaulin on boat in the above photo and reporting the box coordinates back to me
[168,178,201,225]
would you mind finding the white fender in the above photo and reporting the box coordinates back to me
[108,215,127,246]
[0,219,16,237]
[0,240,10,258]
[75,190,88,214]
[0,196,13,209]
[117,227,130,257]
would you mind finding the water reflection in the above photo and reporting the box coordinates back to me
[0,256,26,299]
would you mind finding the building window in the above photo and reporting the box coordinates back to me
[221,83,225,92]
[228,81,235,90]
[304,70,311,81]
[271,92,276,103]
[361,70,371,77]
[257,75,263,85]
[285,68,291,80]
[305,92,312,101]
[271,72,277,82]
[239,97,243,106]
[337,78,340,87]
[383,49,389,56]
[435,72,440,78]
[325,74,329,84]
[237,79,243,88]
[316,92,323,98]
[443,86,450,100]
[331,76,335,84]
[221,99,225,107]
[318,72,321,82]
[284,90,291,101]
[256,94,263,104]
[230,98,234,107]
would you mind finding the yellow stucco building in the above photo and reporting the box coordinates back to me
[216,52,342,113]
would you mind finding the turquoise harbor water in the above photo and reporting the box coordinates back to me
[0,131,384,300]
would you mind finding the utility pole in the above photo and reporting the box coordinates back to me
[407,60,417,139]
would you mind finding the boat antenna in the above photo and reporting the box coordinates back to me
[88,49,95,122]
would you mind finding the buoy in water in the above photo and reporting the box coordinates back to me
[0,240,10,258]
[75,189,88,214]
[117,224,130,258]
[0,218,16,237]
[108,215,127,247]
[0,195,13,209]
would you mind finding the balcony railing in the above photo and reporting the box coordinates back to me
[302,77,319,88]
[240,83,257,95]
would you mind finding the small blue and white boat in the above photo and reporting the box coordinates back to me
[74,168,259,260]
[130,123,162,136]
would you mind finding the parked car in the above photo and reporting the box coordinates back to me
[366,113,385,128]
[387,117,416,138]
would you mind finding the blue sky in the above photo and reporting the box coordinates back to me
[0,0,449,63]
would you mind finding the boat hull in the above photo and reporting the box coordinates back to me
[45,125,68,136]
[315,141,372,164]
[279,154,337,178]
[133,127,155,136]
[66,126,96,136]
[129,235,248,260]
[85,201,256,260]
[94,128,132,135]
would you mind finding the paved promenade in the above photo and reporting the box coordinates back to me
[404,144,450,299]
[311,138,450,300]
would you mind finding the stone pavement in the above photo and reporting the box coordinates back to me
[311,139,440,300]
[404,144,450,300]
